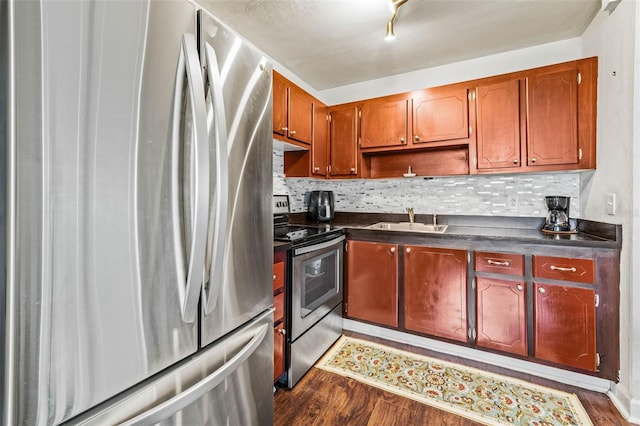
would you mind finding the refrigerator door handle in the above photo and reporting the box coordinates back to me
[172,33,210,323]
[202,42,229,314]
[120,323,269,426]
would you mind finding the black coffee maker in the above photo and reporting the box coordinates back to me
[542,196,572,233]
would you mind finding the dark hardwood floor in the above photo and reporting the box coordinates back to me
[274,331,636,426]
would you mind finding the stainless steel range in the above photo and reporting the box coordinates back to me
[273,195,344,388]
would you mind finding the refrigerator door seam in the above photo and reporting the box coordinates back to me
[202,42,229,314]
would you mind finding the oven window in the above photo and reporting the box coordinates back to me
[300,249,339,317]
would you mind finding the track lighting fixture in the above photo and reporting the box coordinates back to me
[384,0,409,41]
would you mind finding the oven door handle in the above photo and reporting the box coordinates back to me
[293,235,345,256]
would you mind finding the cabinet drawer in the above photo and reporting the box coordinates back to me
[274,292,285,324]
[475,251,524,276]
[533,255,594,284]
[273,261,285,291]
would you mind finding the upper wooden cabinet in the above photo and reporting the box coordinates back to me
[475,79,523,170]
[312,102,329,177]
[412,86,469,144]
[472,57,597,174]
[329,105,359,178]
[273,71,313,146]
[360,97,409,149]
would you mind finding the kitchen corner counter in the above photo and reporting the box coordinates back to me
[290,212,621,249]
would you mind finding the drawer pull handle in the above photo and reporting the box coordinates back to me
[538,287,546,294]
[487,259,510,266]
[550,265,577,272]
[516,284,523,291]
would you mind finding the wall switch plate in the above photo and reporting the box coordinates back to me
[606,193,616,215]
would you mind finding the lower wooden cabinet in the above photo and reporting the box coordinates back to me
[345,240,398,327]
[476,277,527,356]
[534,283,597,371]
[274,324,285,381]
[404,245,468,342]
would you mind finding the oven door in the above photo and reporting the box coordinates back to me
[290,235,345,341]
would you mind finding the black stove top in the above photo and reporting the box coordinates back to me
[274,223,341,243]
[273,194,343,246]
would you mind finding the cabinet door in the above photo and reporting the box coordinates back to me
[412,87,469,144]
[346,240,398,327]
[526,68,578,166]
[476,80,522,170]
[476,278,527,356]
[534,283,597,371]
[360,98,408,149]
[329,106,358,177]
[288,85,313,144]
[272,71,288,137]
[274,324,285,381]
[312,102,329,177]
[404,246,467,342]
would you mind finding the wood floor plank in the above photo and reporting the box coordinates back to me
[274,331,636,426]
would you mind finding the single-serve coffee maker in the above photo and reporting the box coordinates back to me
[542,195,573,233]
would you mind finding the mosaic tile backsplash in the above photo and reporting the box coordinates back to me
[273,149,581,218]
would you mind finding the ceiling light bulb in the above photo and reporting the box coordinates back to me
[384,21,395,41]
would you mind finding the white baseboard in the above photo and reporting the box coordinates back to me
[343,319,612,393]
[608,384,640,423]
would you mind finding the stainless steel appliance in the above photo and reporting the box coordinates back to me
[1,1,273,424]
[273,195,344,388]
[308,190,335,222]
[543,195,573,233]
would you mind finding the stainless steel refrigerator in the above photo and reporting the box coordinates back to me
[1,0,274,424]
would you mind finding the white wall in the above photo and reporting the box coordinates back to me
[581,1,640,422]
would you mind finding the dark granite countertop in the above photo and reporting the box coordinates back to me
[290,212,621,249]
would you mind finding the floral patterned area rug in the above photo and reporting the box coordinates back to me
[316,336,593,426]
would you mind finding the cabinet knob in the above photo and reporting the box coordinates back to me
[400,137,405,143]
[314,167,320,172]
[273,274,277,280]
[406,248,411,253]
[414,135,420,141]
[513,159,519,164]
[538,287,546,294]
[278,328,286,335]
[516,284,523,291]
[289,130,296,136]
[350,167,356,173]
[389,247,396,254]
[281,127,288,132]
[531,157,537,163]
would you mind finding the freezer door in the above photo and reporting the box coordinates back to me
[9,1,204,424]
[69,310,274,426]
[198,9,274,347]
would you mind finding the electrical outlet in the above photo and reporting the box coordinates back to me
[606,193,616,215]
[507,195,518,210]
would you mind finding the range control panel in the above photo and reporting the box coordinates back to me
[273,194,290,216]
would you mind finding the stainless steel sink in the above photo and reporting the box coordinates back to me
[366,222,448,233]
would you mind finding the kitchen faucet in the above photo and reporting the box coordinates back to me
[406,207,415,224]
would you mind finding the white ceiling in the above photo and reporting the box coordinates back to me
[201,0,600,91]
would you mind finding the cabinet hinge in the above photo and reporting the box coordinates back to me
[468,90,476,101]
[595,294,600,308]
[469,125,472,135]
[468,328,476,340]
[358,136,362,147]
[326,114,330,122]
[358,109,362,119]
[578,148,583,160]
[596,353,601,367]
[473,157,477,167]
[577,72,582,85]
[345,242,348,252]
[471,278,476,290]
[328,164,332,174]
[344,302,348,313]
